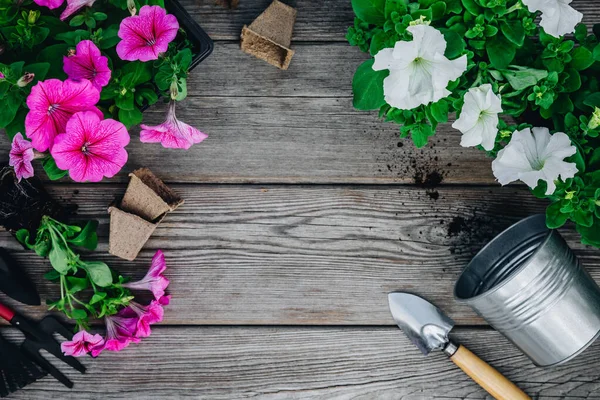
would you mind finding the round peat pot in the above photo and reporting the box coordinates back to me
[454,214,600,367]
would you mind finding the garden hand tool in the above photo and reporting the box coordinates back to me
[0,248,41,305]
[388,292,530,400]
[0,302,85,388]
[0,333,47,397]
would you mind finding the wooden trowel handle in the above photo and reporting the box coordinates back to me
[449,345,531,400]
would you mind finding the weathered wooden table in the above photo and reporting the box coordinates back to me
[2,0,600,398]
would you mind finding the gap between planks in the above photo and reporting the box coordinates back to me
[1,326,600,399]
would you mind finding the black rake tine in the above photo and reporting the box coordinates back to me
[20,342,74,389]
[40,316,75,341]
[28,337,86,375]
[38,317,86,374]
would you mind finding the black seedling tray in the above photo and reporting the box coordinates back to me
[166,0,214,72]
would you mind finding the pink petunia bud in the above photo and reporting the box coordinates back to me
[17,72,35,87]
[127,0,136,15]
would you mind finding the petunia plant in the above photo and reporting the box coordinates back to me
[347,0,600,247]
[17,216,171,357]
[1,0,208,183]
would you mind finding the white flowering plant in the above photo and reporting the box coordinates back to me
[347,0,600,247]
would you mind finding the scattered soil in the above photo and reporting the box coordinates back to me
[414,170,444,201]
[0,167,67,236]
[445,210,513,256]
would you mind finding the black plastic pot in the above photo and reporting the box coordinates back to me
[165,0,214,71]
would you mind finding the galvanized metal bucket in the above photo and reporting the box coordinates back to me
[454,214,600,367]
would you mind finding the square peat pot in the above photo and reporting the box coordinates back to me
[166,0,214,70]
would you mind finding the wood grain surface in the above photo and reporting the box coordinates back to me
[2,0,600,398]
[1,184,598,326]
[2,326,600,399]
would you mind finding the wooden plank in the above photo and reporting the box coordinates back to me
[2,184,598,326]
[4,326,600,399]
[0,96,499,184]
[179,0,355,42]
[181,0,600,42]
[190,42,367,98]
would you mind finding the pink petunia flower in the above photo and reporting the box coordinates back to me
[61,330,105,357]
[116,5,179,62]
[91,314,140,357]
[140,101,207,150]
[0,72,5,79]
[33,0,63,10]
[9,133,35,182]
[159,294,172,306]
[51,111,130,183]
[123,250,169,300]
[60,0,96,20]
[119,300,165,337]
[63,40,111,89]
[25,79,102,152]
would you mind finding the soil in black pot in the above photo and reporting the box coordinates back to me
[0,167,68,235]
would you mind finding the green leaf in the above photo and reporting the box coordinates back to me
[352,59,388,110]
[44,269,61,280]
[37,44,69,79]
[49,240,71,275]
[590,147,600,170]
[67,276,89,294]
[4,108,27,140]
[98,24,120,49]
[593,43,600,61]
[55,29,91,45]
[16,229,34,249]
[351,0,386,25]
[500,19,525,47]
[0,92,21,129]
[90,292,107,305]
[411,123,434,148]
[118,107,143,128]
[430,1,446,20]
[461,0,481,15]
[136,87,159,106]
[155,65,174,91]
[442,29,465,59]
[67,220,98,250]
[70,308,87,320]
[546,202,568,229]
[584,93,600,108]
[42,156,68,180]
[410,7,432,20]
[487,35,516,69]
[500,66,548,90]
[121,61,153,87]
[69,15,85,27]
[430,100,448,123]
[34,233,52,257]
[83,261,113,287]
[561,68,581,93]
[385,0,407,18]
[115,91,135,110]
[445,0,462,13]
[570,46,595,71]
[173,48,193,71]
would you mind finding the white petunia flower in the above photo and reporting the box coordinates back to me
[372,25,467,110]
[492,127,578,195]
[452,84,503,151]
[522,0,583,37]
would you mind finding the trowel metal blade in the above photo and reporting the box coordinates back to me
[388,292,454,355]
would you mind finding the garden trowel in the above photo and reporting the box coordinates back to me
[0,248,40,305]
[388,292,530,400]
